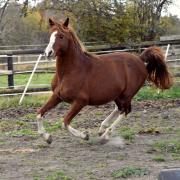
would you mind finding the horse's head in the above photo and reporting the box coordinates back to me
[45,18,70,58]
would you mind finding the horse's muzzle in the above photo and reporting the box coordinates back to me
[44,50,53,60]
[47,50,53,57]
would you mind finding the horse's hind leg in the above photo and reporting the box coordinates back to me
[100,113,124,141]
[98,105,119,136]
[37,93,61,144]
[100,97,131,141]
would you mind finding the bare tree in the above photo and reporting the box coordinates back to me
[0,0,9,33]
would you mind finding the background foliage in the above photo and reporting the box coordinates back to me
[0,0,180,45]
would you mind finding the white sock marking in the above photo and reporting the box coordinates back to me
[37,114,51,142]
[101,114,124,140]
[37,114,45,134]
[98,106,119,134]
[65,124,87,139]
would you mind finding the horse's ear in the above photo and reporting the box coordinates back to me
[49,18,55,27]
[63,17,69,27]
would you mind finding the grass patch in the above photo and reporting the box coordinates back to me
[22,113,37,121]
[36,144,50,149]
[152,155,165,162]
[152,139,180,154]
[0,73,54,88]
[95,111,103,116]
[0,119,61,137]
[118,127,135,141]
[33,171,72,180]
[44,170,71,180]
[96,162,107,168]
[5,129,38,137]
[152,140,180,161]
[0,139,6,145]
[174,128,180,135]
[0,119,38,137]
[44,120,61,133]
[0,120,14,132]
[172,153,180,160]
[138,127,160,135]
[0,95,68,110]
[0,94,50,109]
[134,85,180,101]
[112,166,149,178]
[0,120,29,133]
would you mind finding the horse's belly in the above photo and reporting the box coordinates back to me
[88,87,120,105]
[89,96,117,105]
[88,98,115,105]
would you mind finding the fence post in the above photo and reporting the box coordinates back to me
[7,54,14,89]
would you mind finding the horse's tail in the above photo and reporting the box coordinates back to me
[140,46,173,90]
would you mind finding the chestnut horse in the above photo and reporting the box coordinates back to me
[37,18,172,144]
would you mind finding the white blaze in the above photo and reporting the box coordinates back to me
[45,31,57,56]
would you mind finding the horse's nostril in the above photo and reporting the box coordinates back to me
[48,50,52,57]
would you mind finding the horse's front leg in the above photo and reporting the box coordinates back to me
[62,100,89,140]
[37,93,61,144]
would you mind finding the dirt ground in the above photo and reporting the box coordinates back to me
[0,99,180,180]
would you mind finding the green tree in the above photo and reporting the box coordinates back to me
[160,15,180,35]
[38,0,173,43]
[0,0,176,46]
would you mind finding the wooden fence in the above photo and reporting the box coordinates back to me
[0,44,180,96]
[0,46,140,89]
[0,49,43,88]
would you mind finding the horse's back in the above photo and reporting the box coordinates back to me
[86,52,147,105]
[98,52,147,82]
[99,52,148,97]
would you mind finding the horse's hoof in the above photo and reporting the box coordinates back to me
[98,127,106,136]
[61,122,66,130]
[83,131,89,141]
[99,138,109,144]
[43,133,53,144]
[99,133,110,144]
[46,134,53,144]
[98,131,104,136]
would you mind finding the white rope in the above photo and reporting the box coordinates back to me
[165,44,170,61]
[19,54,43,105]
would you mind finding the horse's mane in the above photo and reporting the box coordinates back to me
[57,23,97,59]
[69,28,86,51]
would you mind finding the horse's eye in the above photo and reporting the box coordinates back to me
[59,34,63,39]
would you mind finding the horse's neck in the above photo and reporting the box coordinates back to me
[55,47,86,80]
[56,57,64,80]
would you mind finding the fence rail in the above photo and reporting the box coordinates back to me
[0,47,140,89]
[0,59,179,76]
[0,44,179,97]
